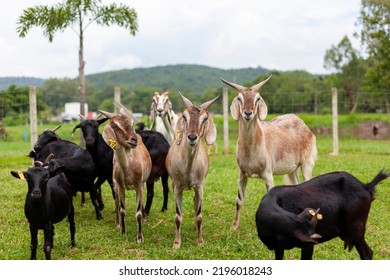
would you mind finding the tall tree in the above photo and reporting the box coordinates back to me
[16,0,138,119]
[324,35,367,113]
[357,0,390,94]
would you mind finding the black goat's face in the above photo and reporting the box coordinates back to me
[11,165,66,202]
[11,168,49,202]
[80,120,99,147]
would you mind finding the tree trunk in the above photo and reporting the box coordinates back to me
[78,16,86,147]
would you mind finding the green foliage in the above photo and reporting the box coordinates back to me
[358,0,390,92]
[0,84,46,124]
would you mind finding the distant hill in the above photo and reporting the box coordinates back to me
[0,77,45,89]
[0,64,270,94]
[85,64,270,94]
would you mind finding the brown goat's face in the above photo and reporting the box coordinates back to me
[236,90,264,122]
[181,106,209,147]
[223,75,271,122]
[109,114,138,149]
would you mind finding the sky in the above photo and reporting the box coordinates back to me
[0,0,362,79]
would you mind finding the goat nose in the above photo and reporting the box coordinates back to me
[188,134,198,142]
[31,190,41,198]
[157,109,163,113]
[244,110,252,116]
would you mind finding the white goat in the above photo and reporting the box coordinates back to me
[99,108,152,243]
[150,91,179,144]
[221,75,317,230]
[165,93,219,249]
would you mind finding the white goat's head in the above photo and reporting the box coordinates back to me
[99,108,138,150]
[151,91,172,117]
[222,75,272,122]
[176,93,219,147]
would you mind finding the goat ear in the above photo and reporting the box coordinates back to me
[150,102,156,129]
[11,171,26,180]
[49,166,66,178]
[230,97,240,121]
[97,117,109,126]
[175,116,184,145]
[102,125,120,150]
[204,117,217,145]
[258,98,268,121]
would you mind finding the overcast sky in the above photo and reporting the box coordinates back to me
[0,0,362,79]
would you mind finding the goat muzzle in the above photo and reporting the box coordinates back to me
[243,111,254,121]
[187,134,198,146]
[126,137,138,149]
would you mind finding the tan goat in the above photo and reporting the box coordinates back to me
[99,109,151,243]
[221,75,317,230]
[165,93,219,249]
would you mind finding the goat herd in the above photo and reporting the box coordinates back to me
[10,76,389,260]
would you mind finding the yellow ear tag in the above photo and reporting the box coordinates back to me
[18,171,25,180]
[317,214,323,220]
[309,209,315,216]
[108,138,117,149]
[176,129,181,140]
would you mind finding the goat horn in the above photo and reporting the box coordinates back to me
[96,113,103,120]
[179,92,193,108]
[51,125,61,132]
[98,109,115,119]
[201,95,220,110]
[250,75,272,92]
[221,78,246,92]
[45,153,54,163]
[34,161,43,167]
[78,114,87,121]
[309,208,321,228]
[71,124,81,137]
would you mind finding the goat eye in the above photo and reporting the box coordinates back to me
[111,123,118,129]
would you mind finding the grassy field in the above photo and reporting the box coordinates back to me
[0,115,389,260]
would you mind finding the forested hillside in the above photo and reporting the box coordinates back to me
[85,64,269,94]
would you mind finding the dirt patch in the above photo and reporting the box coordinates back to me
[313,121,390,140]
[354,121,390,140]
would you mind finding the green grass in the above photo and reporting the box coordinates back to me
[0,116,389,260]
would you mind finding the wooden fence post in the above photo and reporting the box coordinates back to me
[29,86,37,164]
[331,87,339,155]
[223,87,229,155]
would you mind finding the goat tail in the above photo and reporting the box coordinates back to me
[366,169,390,195]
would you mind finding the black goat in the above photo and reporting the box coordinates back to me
[29,126,102,220]
[256,170,390,260]
[136,129,170,215]
[72,115,115,205]
[11,155,75,260]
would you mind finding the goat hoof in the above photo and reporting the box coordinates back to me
[231,224,238,231]
[98,204,105,211]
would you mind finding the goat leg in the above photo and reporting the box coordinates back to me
[29,224,38,260]
[194,186,204,246]
[135,187,144,243]
[232,171,247,230]
[173,187,183,249]
[43,224,54,260]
